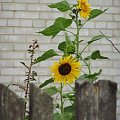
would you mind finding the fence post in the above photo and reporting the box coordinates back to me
[0,84,25,120]
[29,84,53,120]
[75,80,117,120]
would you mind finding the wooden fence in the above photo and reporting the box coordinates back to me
[0,80,117,120]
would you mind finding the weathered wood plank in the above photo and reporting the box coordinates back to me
[0,84,25,120]
[75,80,117,120]
[29,84,53,120]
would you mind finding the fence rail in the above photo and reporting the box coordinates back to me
[0,80,117,120]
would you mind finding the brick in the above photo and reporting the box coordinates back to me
[33,20,45,27]
[15,11,39,18]
[45,20,54,27]
[0,76,13,83]
[14,28,39,35]
[95,22,106,28]
[113,45,120,53]
[113,61,120,68]
[1,68,25,75]
[104,53,120,60]
[91,60,113,68]
[14,43,30,50]
[114,15,120,21]
[40,0,60,3]
[107,7,120,14]
[0,60,13,67]
[89,44,112,52]
[89,0,112,6]
[20,20,32,27]
[0,11,14,18]
[14,60,27,68]
[83,22,94,29]
[0,0,13,2]
[39,60,54,67]
[0,43,13,50]
[0,51,25,59]
[2,3,26,10]
[27,4,51,11]
[0,19,7,26]
[14,0,39,3]
[117,114,120,120]
[113,76,120,83]
[113,0,120,6]
[39,43,59,51]
[99,30,113,36]
[88,29,113,36]
[95,14,113,21]
[40,12,64,20]
[8,19,20,26]
[0,35,26,43]
[0,28,14,34]
[113,30,120,37]
[102,68,120,76]
[107,22,119,29]
[32,68,50,76]
[26,35,51,43]
[0,3,1,10]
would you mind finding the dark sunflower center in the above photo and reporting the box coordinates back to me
[58,63,71,75]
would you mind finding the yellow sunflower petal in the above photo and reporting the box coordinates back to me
[50,55,81,85]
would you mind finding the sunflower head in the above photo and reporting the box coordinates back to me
[50,55,81,85]
[77,0,91,19]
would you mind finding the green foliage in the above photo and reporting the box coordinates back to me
[58,33,75,55]
[88,9,107,20]
[88,35,106,45]
[48,0,71,12]
[63,92,75,101]
[38,17,72,38]
[53,112,73,120]
[39,78,54,88]
[24,115,29,120]
[34,49,58,64]
[64,105,75,113]
[43,86,59,96]
[84,50,109,60]
[81,69,102,81]
[33,1,111,119]
[91,50,109,60]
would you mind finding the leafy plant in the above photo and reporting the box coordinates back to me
[33,0,112,119]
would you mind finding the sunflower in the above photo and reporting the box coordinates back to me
[50,55,81,85]
[77,0,91,19]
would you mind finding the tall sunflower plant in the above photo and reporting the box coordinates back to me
[34,0,109,119]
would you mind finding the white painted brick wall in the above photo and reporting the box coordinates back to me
[0,0,120,117]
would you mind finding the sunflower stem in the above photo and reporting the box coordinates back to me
[75,11,80,60]
[60,83,64,115]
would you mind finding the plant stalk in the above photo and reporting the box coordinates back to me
[60,83,64,115]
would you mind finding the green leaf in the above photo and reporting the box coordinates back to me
[34,49,58,64]
[48,0,71,12]
[65,33,75,54]
[64,105,75,113]
[58,41,67,52]
[81,69,102,81]
[88,35,105,45]
[84,56,91,61]
[91,50,109,60]
[53,113,61,120]
[38,17,72,38]
[88,9,107,21]
[39,78,54,88]
[43,86,59,96]
[58,33,75,54]
[53,112,73,120]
